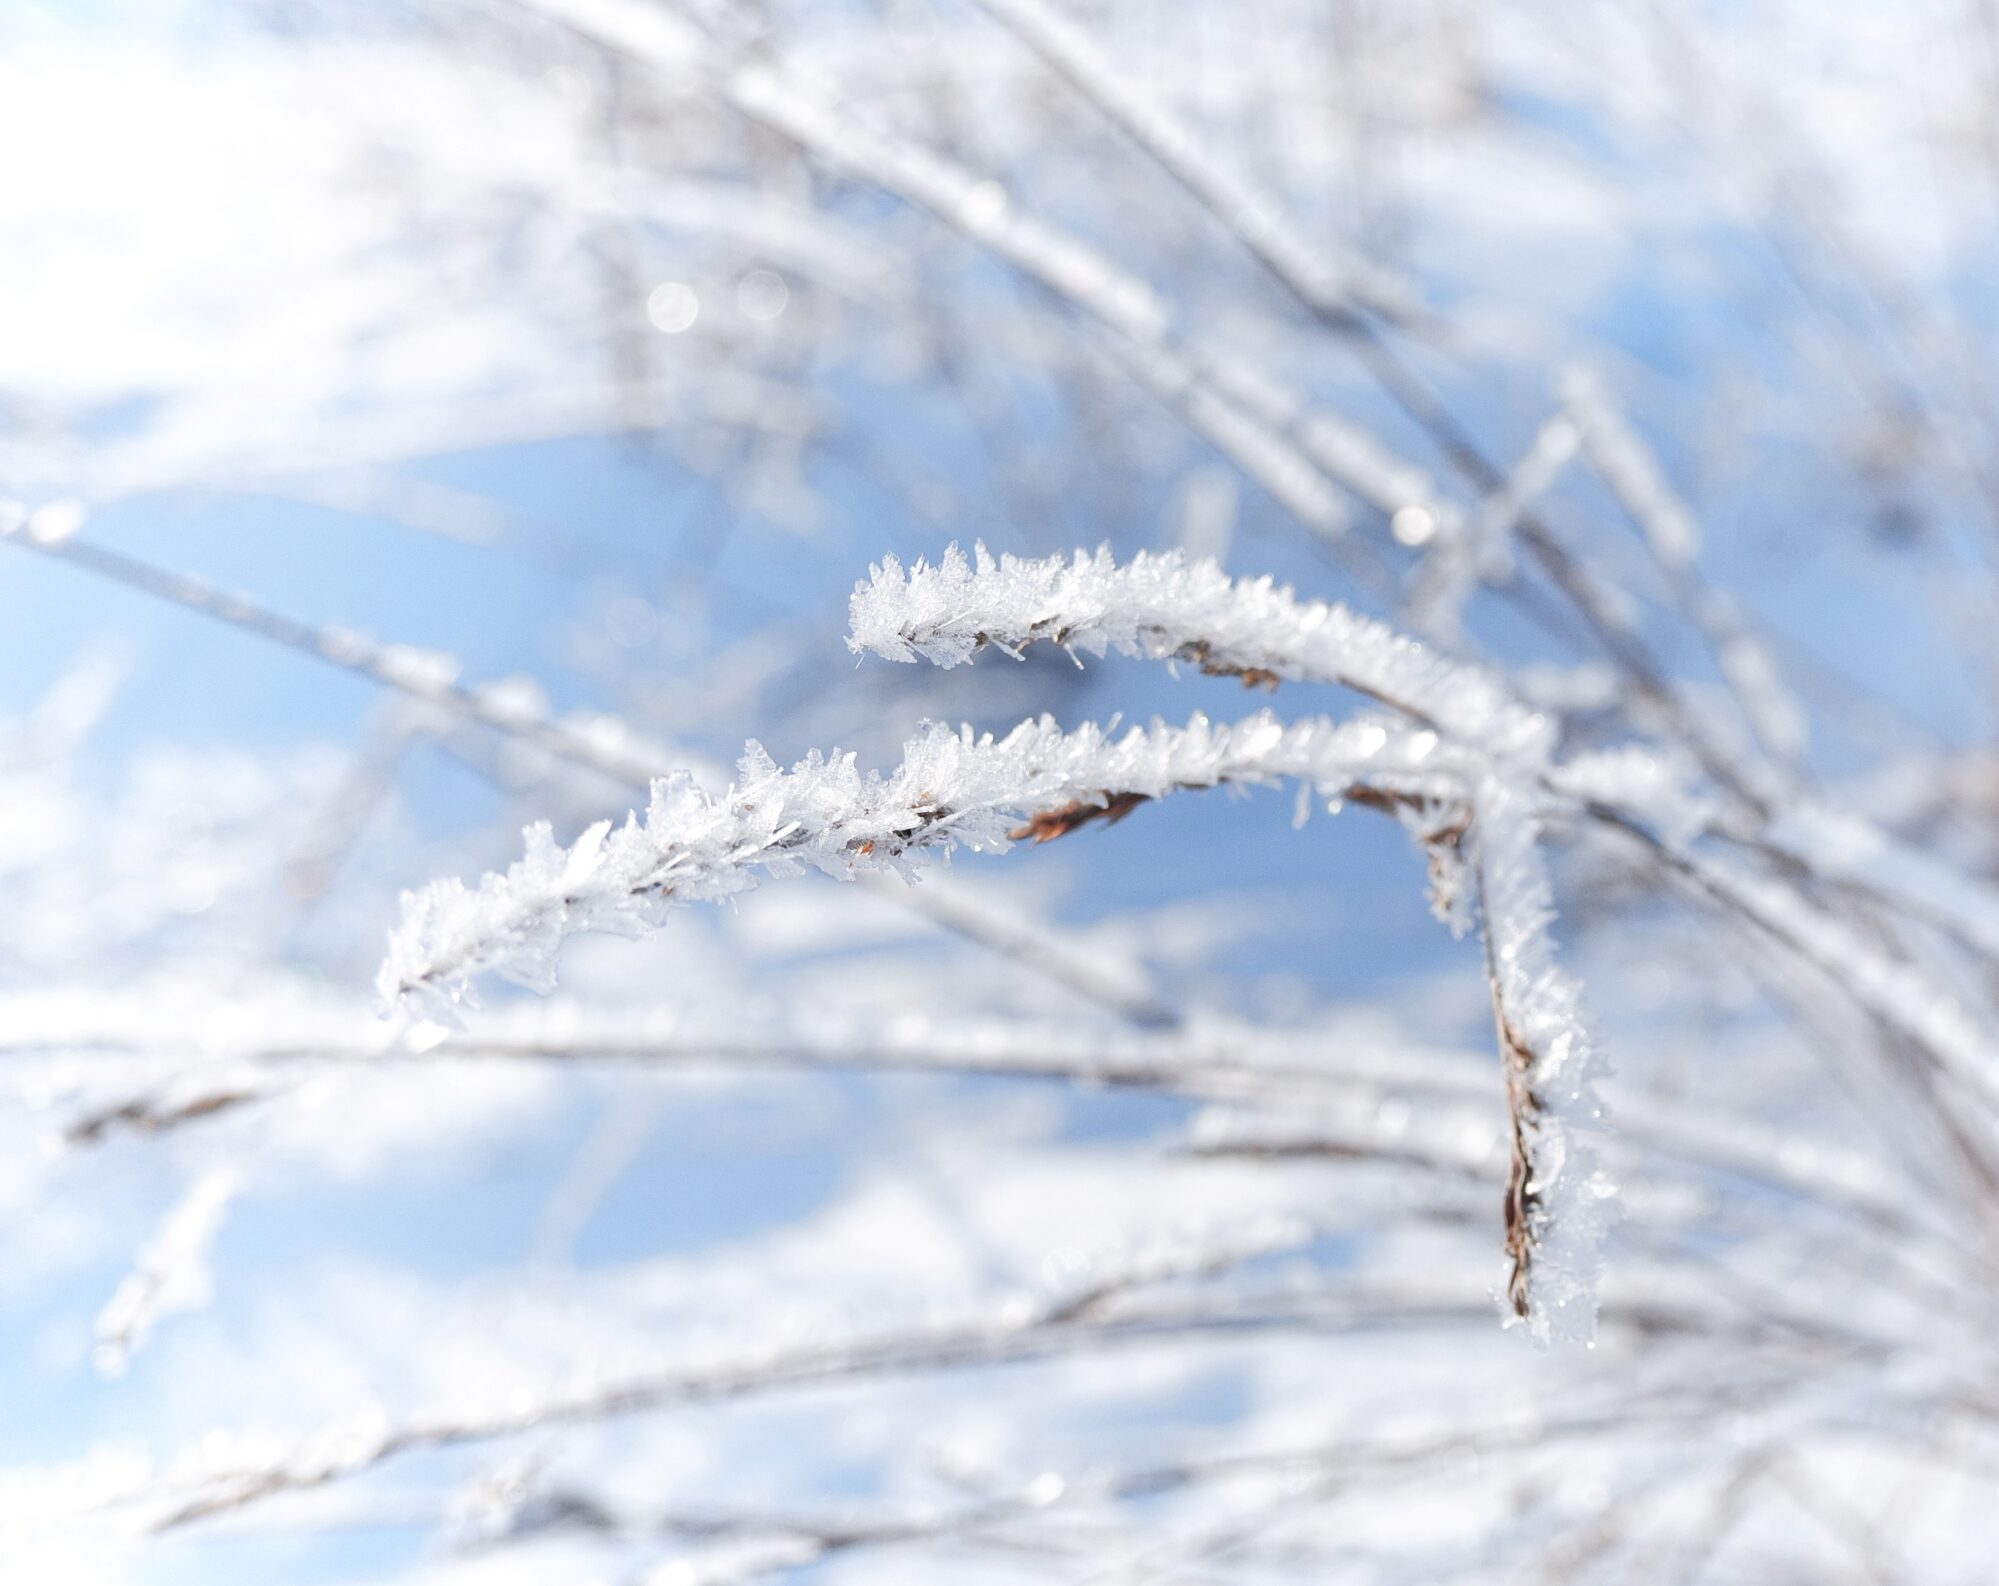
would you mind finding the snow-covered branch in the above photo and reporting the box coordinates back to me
[384,541,1635,1341]
[521,0,1462,548]
[1562,367,1809,769]
[966,0,1421,325]
[95,1257,1800,1537]
[849,544,1548,759]
[381,709,1471,1018]
[1472,776,1615,1342]
[92,1169,239,1379]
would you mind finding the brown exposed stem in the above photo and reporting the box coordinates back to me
[1009,791,1151,843]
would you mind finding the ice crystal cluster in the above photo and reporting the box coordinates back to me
[849,544,1550,761]
[384,709,1469,1006]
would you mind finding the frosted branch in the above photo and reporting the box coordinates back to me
[849,544,1549,760]
[125,1272,1516,1532]
[92,1169,239,1378]
[522,0,1459,543]
[107,1269,1765,1535]
[1562,367,1808,767]
[1639,824,1999,1117]
[1472,777,1615,1344]
[1408,410,1580,637]
[0,520,686,791]
[968,0,1421,325]
[1761,800,1999,964]
[380,710,1473,1017]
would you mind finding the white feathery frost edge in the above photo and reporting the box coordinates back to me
[378,708,1473,1019]
[847,543,1556,762]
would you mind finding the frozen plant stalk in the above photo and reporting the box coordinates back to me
[381,709,1475,1017]
[852,545,1617,1340]
[383,546,1618,1343]
[1475,777,1614,1344]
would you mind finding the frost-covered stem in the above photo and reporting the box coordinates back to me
[376,690,1618,1336]
[126,1271,1786,1535]
[399,1019,1492,1099]
[517,0,1459,540]
[379,710,1472,1016]
[1509,509,1780,816]
[1752,800,1999,965]
[854,547,1620,1336]
[137,1277,1523,1532]
[485,1401,1684,1585]
[58,1011,1488,1144]
[3,520,1170,1028]
[0,522,674,790]
[849,545,1549,760]
[967,0,1421,325]
[1471,778,1614,1343]
[92,1169,238,1379]
[862,872,1181,1027]
[856,547,1999,969]
[1095,330,1383,586]
[1407,410,1580,638]
[1594,803,1999,1131]
[1563,367,1809,772]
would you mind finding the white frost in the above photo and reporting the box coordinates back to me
[849,544,1552,761]
[1474,777,1615,1346]
[93,1168,239,1378]
[380,710,1473,1019]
